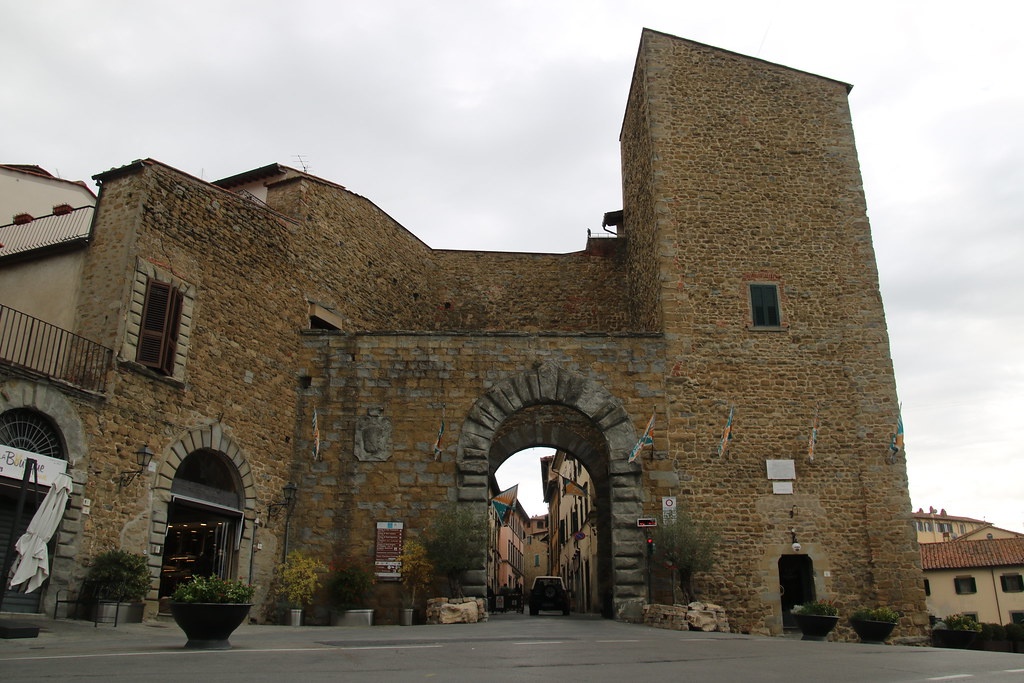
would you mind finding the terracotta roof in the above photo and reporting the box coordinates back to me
[921,537,1024,570]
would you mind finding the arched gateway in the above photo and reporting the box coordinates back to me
[455,361,646,617]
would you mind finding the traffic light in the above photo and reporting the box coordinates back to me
[646,536,655,556]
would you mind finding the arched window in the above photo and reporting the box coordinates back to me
[0,409,64,459]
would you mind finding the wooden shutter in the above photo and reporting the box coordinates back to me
[137,279,183,375]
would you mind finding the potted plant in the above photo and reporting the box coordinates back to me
[791,599,840,641]
[83,549,152,624]
[327,564,375,626]
[972,622,1011,652]
[849,606,900,643]
[170,575,255,649]
[395,539,434,626]
[932,613,982,649]
[278,550,325,626]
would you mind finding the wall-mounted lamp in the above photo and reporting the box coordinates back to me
[118,445,154,490]
[790,529,802,553]
[267,482,298,520]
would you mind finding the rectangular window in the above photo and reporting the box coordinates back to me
[534,554,539,567]
[954,576,977,594]
[137,279,183,375]
[938,523,952,533]
[1011,612,1024,624]
[924,579,931,596]
[1001,574,1023,593]
[749,284,780,327]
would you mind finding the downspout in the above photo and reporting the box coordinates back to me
[990,568,1004,623]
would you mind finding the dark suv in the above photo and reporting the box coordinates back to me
[529,576,570,615]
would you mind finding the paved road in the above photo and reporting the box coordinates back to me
[2,611,1022,682]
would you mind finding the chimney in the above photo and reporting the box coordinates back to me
[53,203,73,215]
[13,213,33,225]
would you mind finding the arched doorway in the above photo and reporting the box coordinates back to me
[0,408,67,613]
[457,361,645,618]
[158,449,245,608]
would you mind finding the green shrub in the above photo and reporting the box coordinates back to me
[279,551,325,608]
[84,549,152,602]
[979,623,1006,641]
[327,565,375,610]
[793,600,839,617]
[171,575,256,603]
[939,613,982,632]
[1004,622,1024,642]
[851,606,900,623]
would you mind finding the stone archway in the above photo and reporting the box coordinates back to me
[456,361,646,617]
[149,423,257,600]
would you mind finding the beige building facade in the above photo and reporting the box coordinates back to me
[921,538,1024,625]
[1,30,927,635]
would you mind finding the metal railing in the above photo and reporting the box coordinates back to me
[0,304,112,393]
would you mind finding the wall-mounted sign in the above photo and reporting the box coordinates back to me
[0,446,67,488]
[637,517,657,528]
[374,521,404,581]
[765,459,796,480]
[662,496,677,522]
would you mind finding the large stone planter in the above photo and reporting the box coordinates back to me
[92,601,144,625]
[170,602,252,650]
[932,628,978,649]
[849,618,897,644]
[793,614,839,641]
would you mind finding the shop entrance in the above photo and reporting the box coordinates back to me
[778,554,815,629]
[158,449,243,610]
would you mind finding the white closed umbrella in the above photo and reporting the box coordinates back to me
[7,472,73,593]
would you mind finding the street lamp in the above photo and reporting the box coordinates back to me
[118,445,154,490]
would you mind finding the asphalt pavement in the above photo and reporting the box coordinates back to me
[2,611,1023,682]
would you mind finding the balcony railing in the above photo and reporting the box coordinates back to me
[0,304,112,393]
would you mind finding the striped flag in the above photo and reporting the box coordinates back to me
[312,407,321,461]
[718,405,735,457]
[808,406,819,462]
[628,413,655,463]
[491,484,518,524]
[889,408,904,461]
[433,406,446,460]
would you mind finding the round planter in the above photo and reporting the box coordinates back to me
[170,602,252,650]
[289,608,303,626]
[850,618,897,644]
[793,613,839,641]
[400,608,415,626]
[932,628,978,649]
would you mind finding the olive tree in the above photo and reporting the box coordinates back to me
[423,502,487,598]
[651,510,719,605]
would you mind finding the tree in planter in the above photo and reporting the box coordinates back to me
[327,564,375,611]
[650,511,719,605]
[278,551,325,611]
[423,502,487,597]
[84,549,152,603]
[395,539,434,608]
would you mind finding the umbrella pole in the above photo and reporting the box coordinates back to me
[0,458,36,614]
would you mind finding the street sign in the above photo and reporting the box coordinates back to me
[637,517,657,527]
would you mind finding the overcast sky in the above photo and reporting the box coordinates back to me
[4,1,1021,532]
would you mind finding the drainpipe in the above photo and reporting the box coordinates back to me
[991,568,1004,623]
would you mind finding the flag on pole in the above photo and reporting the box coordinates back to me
[889,407,904,462]
[562,477,588,497]
[628,412,655,463]
[433,406,446,460]
[312,407,321,461]
[491,484,518,524]
[808,405,819,463]
[718,405,735,457]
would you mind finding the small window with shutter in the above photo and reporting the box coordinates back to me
[136,278,184,375]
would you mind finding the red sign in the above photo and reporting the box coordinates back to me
[374,521,404,581]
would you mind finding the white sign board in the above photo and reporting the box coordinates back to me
[765,459,796,480]
[662,496,677,521]
[0,445,68,488]
[772,481,794,495]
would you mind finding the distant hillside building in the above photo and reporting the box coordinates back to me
[1,29,927,635]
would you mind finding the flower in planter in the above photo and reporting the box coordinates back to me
[936,613,982,632]
[850,606,900,623]
[792,599,839,617]
[172,575,256,604]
